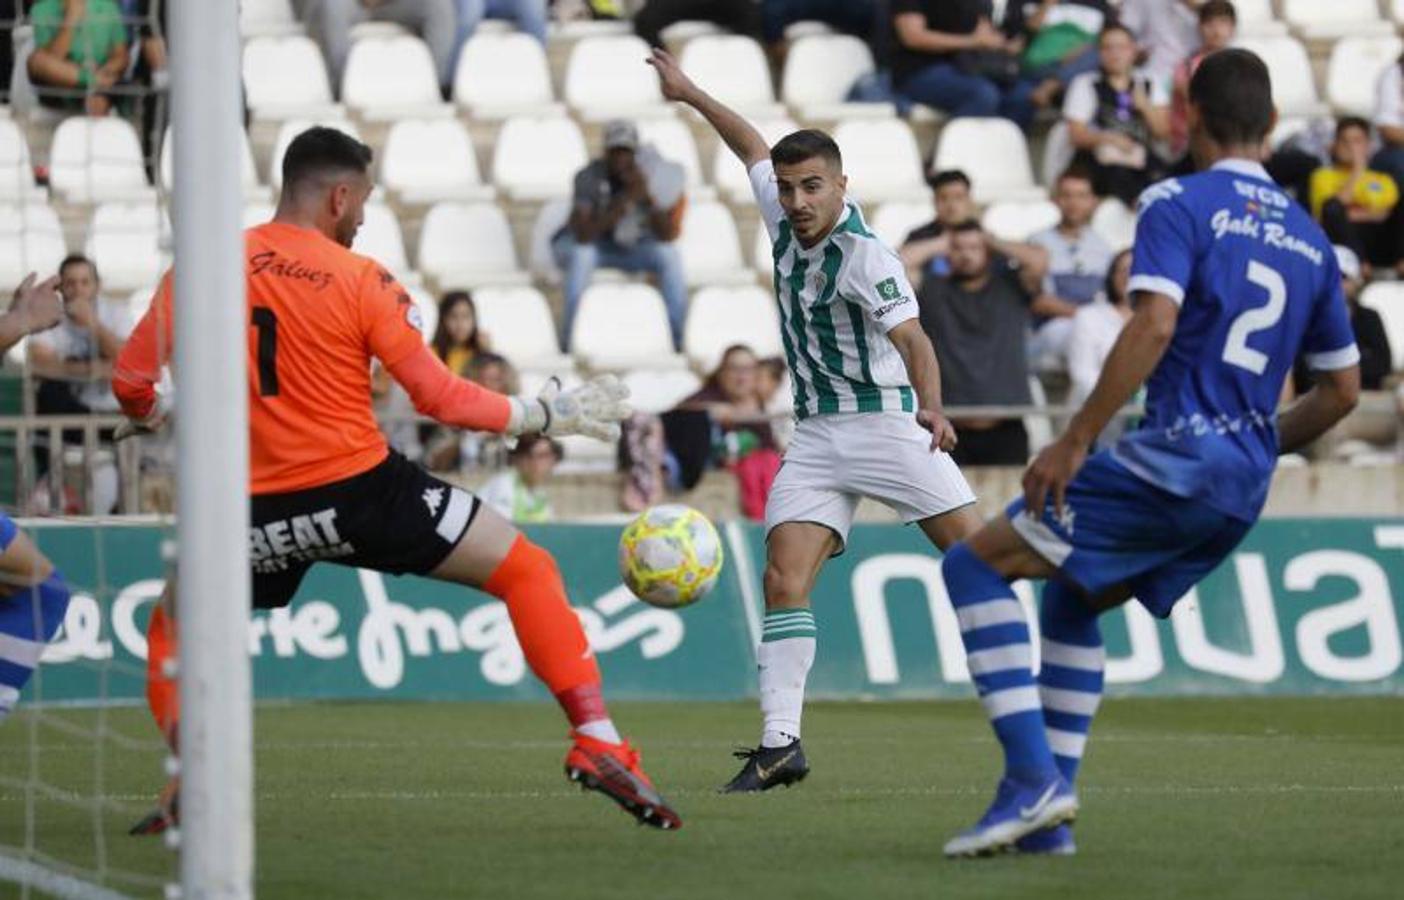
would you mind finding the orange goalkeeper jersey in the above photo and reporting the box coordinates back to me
[115,222,431,494]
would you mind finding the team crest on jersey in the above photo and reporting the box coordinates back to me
[811,270,828,296]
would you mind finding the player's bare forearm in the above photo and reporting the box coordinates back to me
[647,48,768,167]
[890,320,957,451]
[1277,367,1361,453]
[1065,293,1179,447]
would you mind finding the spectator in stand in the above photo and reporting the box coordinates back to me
[890,0,1034,127]
[1004,0,1109,111]
[1169,0,1235,163]
[761,0,879,47]
[478,433,562,523]
[1310,117,1404,278]
[430,290,490,376]
[1372,56,1404,194]
[451,0,548,79]
[552,120,687,349]
[916,221,1046,466]
[312,0,457,98]
[899,169,979,284]
[1066,247,1134,447]
[1119,0,1202,83]
[27,0,130,115]
[633,0,761,47]
[1027,164,1115,370]
[1294,247,1391,395]
[423,351,515,472]
[1064,22,1170,206]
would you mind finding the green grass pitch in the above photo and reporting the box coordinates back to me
[2,697,1401,899]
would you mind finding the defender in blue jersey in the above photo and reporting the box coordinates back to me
[937,49,1362,858]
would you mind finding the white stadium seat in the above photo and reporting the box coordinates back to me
[268,119,362,189]
[85,202,170,293]
[1234,37,1329,118]
[677,201,749,287]
[870,201,933,249]
[452,32,556,118]
[342,35,448,119]
[1092,199,1137,251]
[622,368,704,414]
[932,117,1042,204]
[565,35,669,119]
[1358,283,1404,371]
[159,126,262,195]
[0,203,66,294]
[48,116,150,203]
[240,0,301,36]
[570,283,685,371]
[713,117,799,203]
[752,221,773,274]
[981,200,1060,243]
[1396,0,1404,25]
[0,118,39,200]
[1282,0,1393,39]
[380,119,491,203]
[491,116,588,200]
[683,285,784,373]
[1041,121,1075,188]
[528,198,572,284]
[351,203,416,283]
[417,201,527,288]
[472,286,571,371]
[832,118,925,203]
[1234,0,1287,36]
[243,201,275,229]
[636,118,705,191]
[242,36,338,119]
[658,20,725,43]
[1327,36,1404,118]
[680,36,783,116]
[781,35,888,120]
[406,286,437,343]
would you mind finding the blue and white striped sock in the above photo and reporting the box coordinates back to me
[1038,581,1105,784]
[758,608,817,748]
[942,543,1058,782]
[0,572,72,723]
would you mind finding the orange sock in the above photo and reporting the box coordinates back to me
[482,536,607,728]
[145,605,179,751]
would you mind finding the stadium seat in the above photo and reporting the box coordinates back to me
[780,35,890,120]
[636,118,706,192]
[1327,36,1404,118]
[570,283,686,371]
[1091,199,1137,251]
[713,117,800,203]
[85,202,170,293]
[677,201,749,286]
[528,198,572,284]
[379,119,492,204]
[684,285,784,372]
[1233,37,1329,118]
[417,201,528,288]
[658,20,725,43]
[48,116,151,203]
[159,126,262,196]
[490,116,588,200]
[471,285,572,371]
[243,200,276,229]
[1233,0,1288,36]
[1358,283,1404,370]
[1282,0,1393,39]
[622,368,704,413]
[124,285,158,318]
[268,119,362,189]
[932,118,1043,204]
[242,36,339,119]
[784,20,837,41]
[679,36,784,116]
[405,285,438,342]
[1041,121,1074,188]
[351,202,417,284]
[240,0,301,36]
[451,32,557,119]
[981,200,1060,242]
[342,35,449,120]
[0,202,66,295]
[0,118,38,200]
[1395,0,1404,24]
[752,221,773,274]
[832,119,926,203]
[564,35,669,120]
[870,201,933,249]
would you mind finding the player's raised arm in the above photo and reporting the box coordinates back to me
[888,320,957,452]
[646,47,769,168]
[112,273,175,434]
[0,273,64,354]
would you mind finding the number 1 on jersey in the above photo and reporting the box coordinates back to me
[252,307,279,396]
[1222,260,1286,376]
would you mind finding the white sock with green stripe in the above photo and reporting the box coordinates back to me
[758,608,817,749]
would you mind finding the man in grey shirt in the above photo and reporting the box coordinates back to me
[552,119,688,348]
[1027,165,1115,370]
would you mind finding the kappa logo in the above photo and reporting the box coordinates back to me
[423,487,444,517]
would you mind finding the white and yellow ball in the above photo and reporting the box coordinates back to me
[618,504,723,609]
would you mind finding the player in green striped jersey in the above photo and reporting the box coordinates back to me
[649,48,985,791]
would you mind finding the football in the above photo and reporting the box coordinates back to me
[618,504,724,609]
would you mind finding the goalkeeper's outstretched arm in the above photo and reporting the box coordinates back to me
[646,47,769,168]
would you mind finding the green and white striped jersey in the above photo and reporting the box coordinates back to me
[749,159,920,420]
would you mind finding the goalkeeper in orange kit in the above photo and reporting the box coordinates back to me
[114,127,681,834]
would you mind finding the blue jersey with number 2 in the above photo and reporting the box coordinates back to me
[1118,159,1359,522]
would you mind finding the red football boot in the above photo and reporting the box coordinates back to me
[564,732,682,830]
